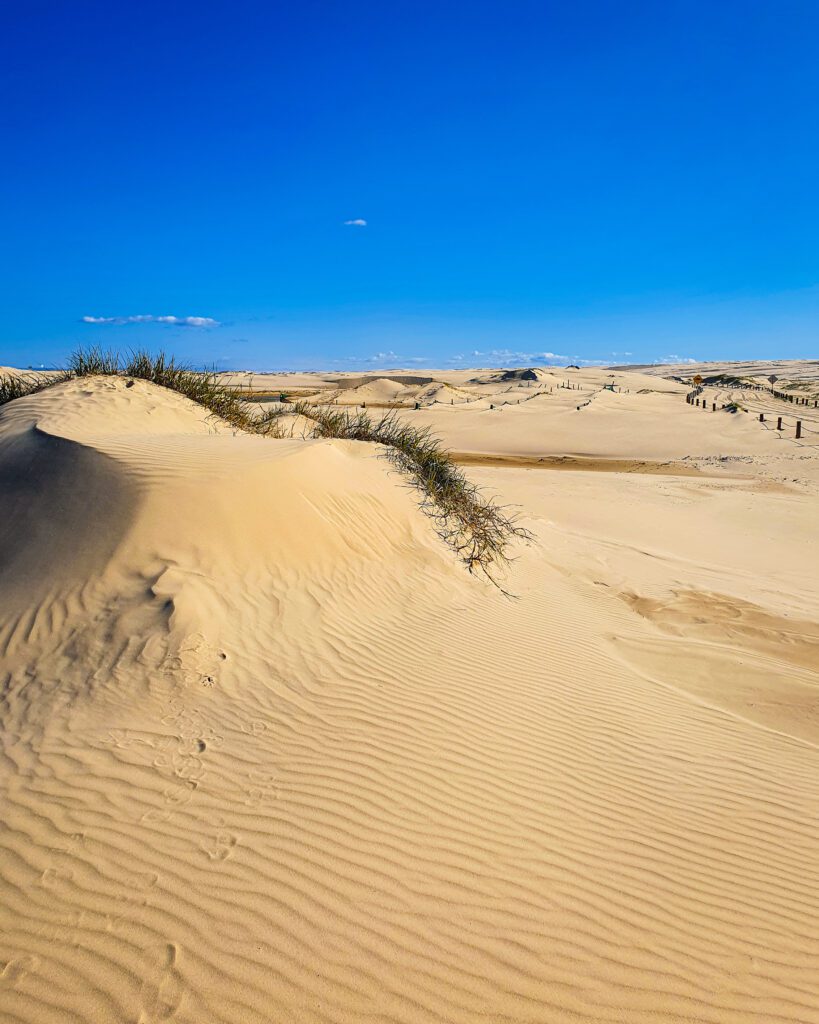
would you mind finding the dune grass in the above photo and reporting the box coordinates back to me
[292,402,531,583]
[0,369,72,406]
[66,348,258,432]
[0,348,529,581]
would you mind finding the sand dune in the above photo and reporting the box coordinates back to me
[1,367,818,1023]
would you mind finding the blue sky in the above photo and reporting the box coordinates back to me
[1,0,817,369]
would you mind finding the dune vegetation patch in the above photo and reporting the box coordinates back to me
[292,402,531,585]
[0,348,529,584]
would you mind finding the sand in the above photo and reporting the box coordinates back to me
[1,365,818,1023]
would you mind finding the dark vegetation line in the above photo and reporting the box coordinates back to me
[0,348,531,584]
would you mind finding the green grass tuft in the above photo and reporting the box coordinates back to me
[68,347,121,376]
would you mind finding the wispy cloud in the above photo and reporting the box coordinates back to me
[343,218,367,227]
[82,314,220,327]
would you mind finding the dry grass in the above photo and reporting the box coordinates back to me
[0,369,71,406]
[293,402,531,584]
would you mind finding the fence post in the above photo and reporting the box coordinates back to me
[777,416,782,430]
[796,421,802,439]
[712,402,716,411]
[759,413,764,422]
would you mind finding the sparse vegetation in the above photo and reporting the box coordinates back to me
[0,348,531,583]
[0,369,71,406]
[293,402,531,584]
[68,347,121,377]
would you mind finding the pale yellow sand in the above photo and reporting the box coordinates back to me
[1,368,818,1023]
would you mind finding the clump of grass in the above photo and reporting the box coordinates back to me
[68,347,121,376]
[121,351,254,431]
[293,402,531,584]
[63,347,254,431]
[254,406,288,437]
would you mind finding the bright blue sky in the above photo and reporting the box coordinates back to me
[2,0,817,369]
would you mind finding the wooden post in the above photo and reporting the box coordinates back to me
[712,402,716,411]
[777,416,782,430]
[796,420,802,439]
[759,413,764,422]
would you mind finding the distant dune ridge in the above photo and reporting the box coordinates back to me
[1,359,818,1023]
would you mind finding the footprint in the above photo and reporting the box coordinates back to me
[141,808,171,824]
[201,831,238,861]
[41,866,73,887]
[173,756,205,782]
[1,955,39,986]
[163,781,197,807]
[139,942,183,1021]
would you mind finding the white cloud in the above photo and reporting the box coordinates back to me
[655,354,698,365]
[343,218,367,226]
[465,348,568,366]
[82,314,219,327]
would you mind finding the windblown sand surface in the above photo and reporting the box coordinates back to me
[1,366,818,1023]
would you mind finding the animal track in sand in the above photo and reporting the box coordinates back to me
[40,866,73,887]
[141,808,172,824]
[244,767,280,806]
[163,781,197,807]
[173,755,205,782]
[1,955,39,987]
[139,942,184,1022]
[201,830,238,861]
[240,718,268,735]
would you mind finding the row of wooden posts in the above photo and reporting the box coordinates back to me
[770,390,817,407]
[686,391,804,439]
[759,412,803,439]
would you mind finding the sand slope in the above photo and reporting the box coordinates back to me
[1,374,818,1023]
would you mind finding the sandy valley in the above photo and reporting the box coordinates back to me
[1,359,818,1023]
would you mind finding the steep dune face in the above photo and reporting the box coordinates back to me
[2,377,819,1024]
[0,377,448,714]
